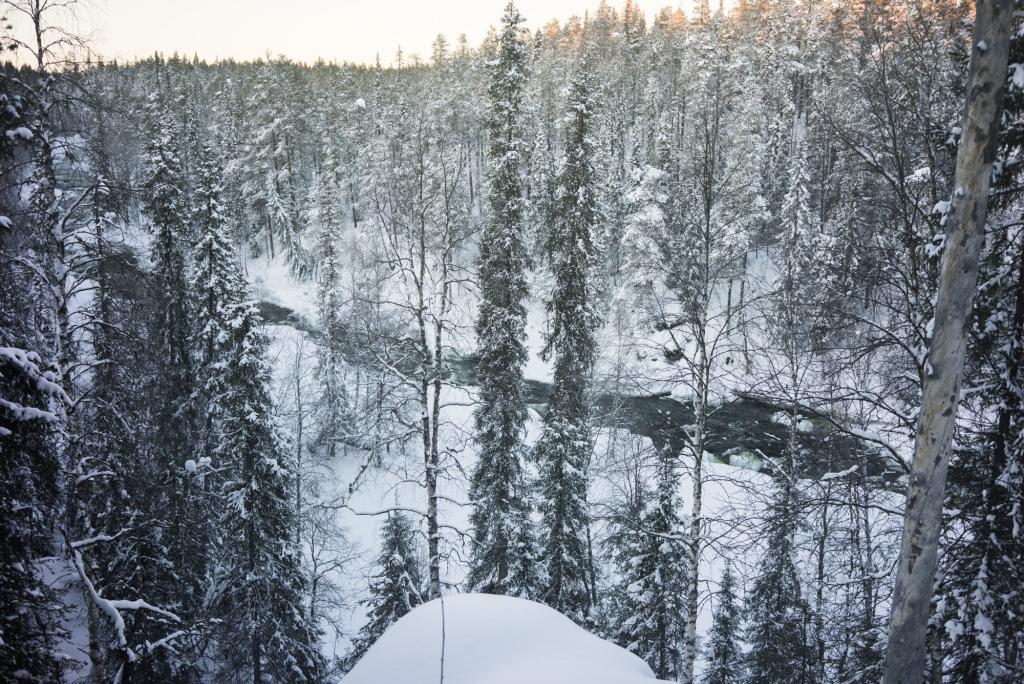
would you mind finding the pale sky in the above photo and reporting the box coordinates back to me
[78,0,685,66]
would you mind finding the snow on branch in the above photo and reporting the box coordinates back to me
[71,546,181,667]
[145,630,186,655]
[819,465,859,481]
[0,396,60,423]
[0,345,71,405]
[71,528,132,549]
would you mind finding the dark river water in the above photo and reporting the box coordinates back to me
[260,300,891,481]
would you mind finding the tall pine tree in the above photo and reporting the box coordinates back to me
[535,59,601,623]
[742,116,818,684]
[211,301,326,684]
[312,142,350,460]
[134,93,203,680]
[192,139,242,379]
[468,1,538,597]
[0,74,67,684]
[186,136,241,626]
[0,350,66,684]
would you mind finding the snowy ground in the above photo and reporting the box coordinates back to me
[40,555,94,681]
[251,244,904,675]
[344,594,668,684]
[46,238,904,680]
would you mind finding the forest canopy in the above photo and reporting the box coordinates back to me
[1,0,1022,683]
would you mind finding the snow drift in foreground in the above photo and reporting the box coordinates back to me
[343,593,667,684]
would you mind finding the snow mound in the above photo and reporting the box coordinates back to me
[343,594,667,684]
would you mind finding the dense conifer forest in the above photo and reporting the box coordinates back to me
[1,0,1022,682]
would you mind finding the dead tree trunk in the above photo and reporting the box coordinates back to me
[881,4,1012,681]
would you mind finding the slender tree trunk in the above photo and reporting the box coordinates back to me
[881,5,1012,681]
[309,573,319,626]
[295,371,304,547]
[859,479,876,638]
[266,213,275,259]
[285,131,301,237]
[682,182,716,684]
[815,486,830,681]
[350,178,359,228]
[726,277,733,324]
[681,350,709,684]
[585,492,599,609]
[429,311,446,600]
[251,620,261,684]
[927,623,944,684]
[740,253,749,370]
[249,519,261,684]
[87,600,105,684]
[413,194,442,599]
[420,323,440,599]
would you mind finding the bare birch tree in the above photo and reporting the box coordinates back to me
[882,3,1013,681]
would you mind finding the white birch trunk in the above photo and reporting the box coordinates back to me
[681,331,710,684]
[881,4,1012,680]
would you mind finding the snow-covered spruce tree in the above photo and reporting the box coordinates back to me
[145,94,194,380]
[703,561,742,684]
[603,465,648,629]
[345,511,425,671]
[72,138,195,681]
[179,91,203,218]
[183,137,243,627]
[535,59,601,623]
[212,301,326,684]
[240,61,311,276]
[609,444,688,679]
[192,138,242,356]
[741,116,817,684]
[312,142,350,461]
[742,475,810,684]
[468,1,539,598]
[0,76,66,684]
[620,163,669,291]
[136,94,209,676]
[144,93,195,469]
[526,125,557,253]
[191,138,242,438]
[0,349,66,683]
[775,116,823,347]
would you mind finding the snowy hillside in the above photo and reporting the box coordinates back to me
[256,243,902,675]
[4,1,1021,683]
[344,594,667,684]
